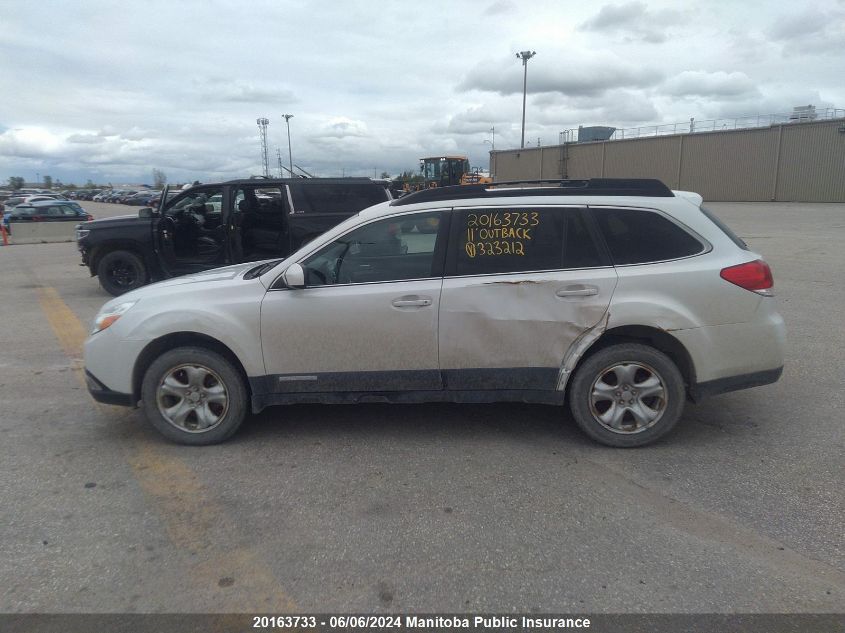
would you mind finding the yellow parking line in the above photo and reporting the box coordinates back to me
[37,286,96,405]
[37,286,88,358]
[129,444,298,611]
[37,285,298,612]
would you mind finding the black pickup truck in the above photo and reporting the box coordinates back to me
[76,177,392,295]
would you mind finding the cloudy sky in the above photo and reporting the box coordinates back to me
[1,0,843,186]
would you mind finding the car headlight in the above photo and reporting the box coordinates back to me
[76,227,90,241]
[91,300,138,335]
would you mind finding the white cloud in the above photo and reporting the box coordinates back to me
[662,70,759,99]
[0,0,843,182]
[312,117,369,140]
[458,52,663,97]
[766,7,845,55]
[484,1,516,16]
[579,1,687,43]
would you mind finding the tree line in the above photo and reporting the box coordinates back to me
[5,169,167,191]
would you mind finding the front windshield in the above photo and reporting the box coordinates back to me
[422,159,441,180]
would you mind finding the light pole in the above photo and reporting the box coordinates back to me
[516,50,536,149]
[282,114,294,178]
[256,118,270,177]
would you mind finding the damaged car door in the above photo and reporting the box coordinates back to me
[439,206,617,392]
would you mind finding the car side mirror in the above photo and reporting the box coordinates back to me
[139,207,155,218]
[281,263,306,289]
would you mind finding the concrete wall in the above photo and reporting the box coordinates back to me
[8,221,77,244]
[490,119,845,202]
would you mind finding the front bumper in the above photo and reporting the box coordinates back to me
[85,370,135,407]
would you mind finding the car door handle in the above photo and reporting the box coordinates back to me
[556,285,599,297]
[392,296,432,308]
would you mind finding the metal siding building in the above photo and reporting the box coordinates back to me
[490,119,845,202]
[603,135,680,186]
[776,122,845,202]
[679,128,778,201]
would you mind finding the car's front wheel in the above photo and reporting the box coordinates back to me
[568,343,685,447]
[141,347,248,445]
[97,250,148,296]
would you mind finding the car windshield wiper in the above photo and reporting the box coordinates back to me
[243,260,282,280]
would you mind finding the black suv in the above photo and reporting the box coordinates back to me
[77,178,391,295]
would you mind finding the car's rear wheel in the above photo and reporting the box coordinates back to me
[97,250,147,296]
[568,343,685,447]
[141,347,247,445]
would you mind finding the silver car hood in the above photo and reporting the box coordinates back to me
[109,261,263,308]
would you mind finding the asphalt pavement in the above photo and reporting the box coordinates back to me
[0,200,842,613]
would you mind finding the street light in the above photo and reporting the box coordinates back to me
[516,50,536,149]
[282,114,294,177]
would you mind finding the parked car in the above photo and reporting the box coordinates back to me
[147,191,179,208]
[84,178,785,447]
[76,177,393,295]
[103,190,129,203]
[2,196,27,212]
[125,191,161,206]
[93,191,113,202]
[22,194,68,203]
[114,191,133,203]
[74,190,101,201]
[3,200,93,234]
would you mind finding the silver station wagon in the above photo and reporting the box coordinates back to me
[84,179,786,447]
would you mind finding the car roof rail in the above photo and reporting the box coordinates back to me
[223,177,377,185]
[390,178,674,206]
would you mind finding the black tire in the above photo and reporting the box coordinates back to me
[568,343,685,447]
[97,250,148,296]
[141,346,248,445]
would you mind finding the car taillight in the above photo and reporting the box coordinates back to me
[720,259,774,295]
[86,214,94,221]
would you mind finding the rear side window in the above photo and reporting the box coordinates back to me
[290,184,388,214]
[592,207,704,265]
[452,207,604,276]
[700,205,749,250]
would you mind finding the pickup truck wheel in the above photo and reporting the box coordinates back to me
[97,250,147,296]
[141,347,248,445]
[568,343,685,448]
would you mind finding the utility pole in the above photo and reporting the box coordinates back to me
[516,50,536,149]
[256,118,270,177]
[282,114,294,178]
[276,147,284,178]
